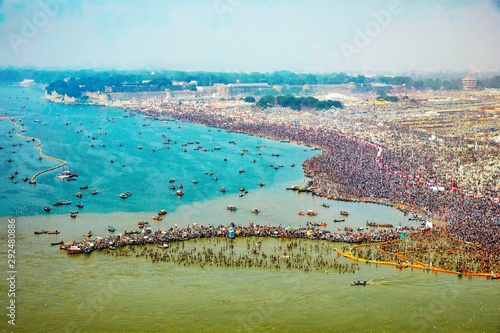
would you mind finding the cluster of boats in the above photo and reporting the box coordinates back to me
[119,191,132,199]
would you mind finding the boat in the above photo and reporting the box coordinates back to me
[119,193,128,199]
[220,187,226,193]
[75,192,82,198]
[53,201,71,206]
[322,203,330,208]
[308,222,327,227]
[340,211,349,216]
[227,205,237,211]
[125,191,131,197]
[47,230,60,234]
[239,169,245,173]
[176,190,184,196]
[306,210,317,216]
[86,231,93,238]
[333,219,345,222]
[34,230,48,234]
[252,208,259,214]
[70,212,77,218]
[259,182,265,187]
[51,241,63,246]
[297,211,305,216]
[107,226,116,232]
[56,167,78,180]
[379,223,394,228]
[157,244,169,249]
[92,190,98,195]
[67,246,83,254]
[80,185,88,189]
[192,180,198,184]
[152,215,162,221]
[168,178,175,183]
[366,221,379,227]
[491,275,499,280]
[351,280,367,286]
[76,202,84,208]
[44,206,50,212]
[158,209,167,215]
[170,185,176,190]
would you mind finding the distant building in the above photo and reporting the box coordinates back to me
[462,73,477,90]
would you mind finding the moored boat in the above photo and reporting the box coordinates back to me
[107,226,116,232]
[158,209,167,215]
[51,241,63,246]
[47,230,60,234]
[227,205,237,211]
[340,211,349,216]
[67,246,83,254]
[152,215,162,221]
[44,206,50,212]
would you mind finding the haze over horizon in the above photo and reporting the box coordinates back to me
[1,0,499,74]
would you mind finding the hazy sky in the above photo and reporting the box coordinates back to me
[1,0,499,73]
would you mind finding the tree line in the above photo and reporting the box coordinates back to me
[1,68,500,98]
[255,95,343,110]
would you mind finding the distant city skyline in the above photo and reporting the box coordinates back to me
[1,0,499,74]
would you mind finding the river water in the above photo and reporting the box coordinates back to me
[0,85,498,333]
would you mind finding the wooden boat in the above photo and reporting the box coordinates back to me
[51,241,63,246]
[80,185,88,189]
[158,209,167,215]
[351,280,367,286]
[340,211,349,216]
[333,219,345,222]
[322,203,330,208]
[366,221,379,227]
[75,192,82,198]
[47,230,60,234]
[53,201,71,206]
[379,223,394,228]
[252,208,259,214]
[34,230,48,234]
[138,221,148,226]
[306,210,317,216]
[297,211,305,216]
[152,215,162,221]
